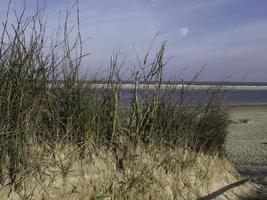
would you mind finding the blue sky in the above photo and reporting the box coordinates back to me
[1,0,267,81]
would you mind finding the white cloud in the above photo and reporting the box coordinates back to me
[179,27,189,38]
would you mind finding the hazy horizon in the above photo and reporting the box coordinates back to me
[1,0,267,82]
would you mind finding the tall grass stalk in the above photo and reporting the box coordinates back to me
[0,1,229,190]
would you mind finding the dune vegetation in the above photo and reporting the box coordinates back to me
[0,2,258,200]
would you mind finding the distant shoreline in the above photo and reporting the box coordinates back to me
[228,103,267,107]
[91,83,267,91]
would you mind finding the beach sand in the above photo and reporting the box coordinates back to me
[226,105,267,197]
[227,105,267,166]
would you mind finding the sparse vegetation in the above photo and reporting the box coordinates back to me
[0,2,246,199]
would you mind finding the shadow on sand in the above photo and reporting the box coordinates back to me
[198,177,267,200]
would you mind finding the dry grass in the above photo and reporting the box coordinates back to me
[0,1,258,200]
[0,139,255,200]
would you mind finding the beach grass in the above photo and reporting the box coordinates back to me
[0,2,255,199]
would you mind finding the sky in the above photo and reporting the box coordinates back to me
[1,0,267,82]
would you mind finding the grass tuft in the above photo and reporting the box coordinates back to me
[0,2,238,199]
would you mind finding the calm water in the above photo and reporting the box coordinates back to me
[118,89,267,106]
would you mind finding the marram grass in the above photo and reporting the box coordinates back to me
[0,2,254,199]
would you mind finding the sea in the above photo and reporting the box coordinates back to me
[112,81,267,106]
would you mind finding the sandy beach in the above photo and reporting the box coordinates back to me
[227,105,267,166]
[227,104,267,192]
[226,105,267,197]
